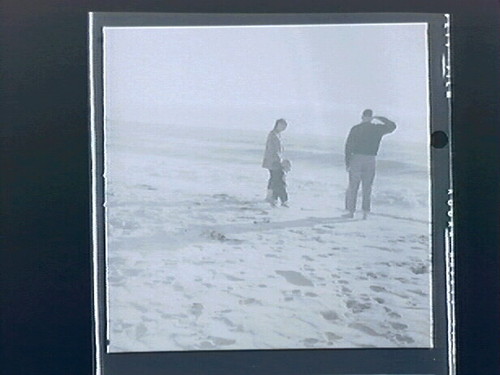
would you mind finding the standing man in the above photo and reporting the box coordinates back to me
[262,118,288,206]
[343,109,396,219]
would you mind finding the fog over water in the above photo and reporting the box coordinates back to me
[104,23,429,143]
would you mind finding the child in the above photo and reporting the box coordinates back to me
[269,159,291,207]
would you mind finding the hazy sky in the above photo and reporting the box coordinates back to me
[104,23,429,141]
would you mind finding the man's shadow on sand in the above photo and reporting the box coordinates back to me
[188,216,358,240]
[182,211,429,246]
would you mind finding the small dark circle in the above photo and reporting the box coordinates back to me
[431,131,449,148]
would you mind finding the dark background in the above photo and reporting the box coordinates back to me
[1,1,499,375]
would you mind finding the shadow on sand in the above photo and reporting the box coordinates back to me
[184,215,359,239]
[370,212,430,225]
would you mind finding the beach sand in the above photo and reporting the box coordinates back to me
[103,122,432,352]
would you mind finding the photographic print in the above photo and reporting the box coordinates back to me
[100,21,434,353]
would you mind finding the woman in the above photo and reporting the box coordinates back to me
[262,118,288,204]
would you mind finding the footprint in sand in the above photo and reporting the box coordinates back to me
[390,322,408,330]
[360,296,372,304]
[190,303,204,318]
[282,290,300,301]
[408,289,428,297]
[303,338,321,347]
[209,336,237,346]
[341,286,352,294]
[305,292,318,297]
[348,323,381,337]
[384,307,402,319]
[225,274,244,281]
[313,228,330,234]
[199,341,216,349]
[173,284,185,292]
[237,216,254,220]
[135,323,148,339]
[346,300,372,313]
[410,263,429,274]
[325,331,343,341]
[321,310,340,321]
[123,268,142,277]
[276,270,314,287]
[131,302,148,313]
[239,298,262,306]
[394,334,415,344]
[136,184,156,191]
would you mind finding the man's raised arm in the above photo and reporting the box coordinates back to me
[374,116,397,134]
